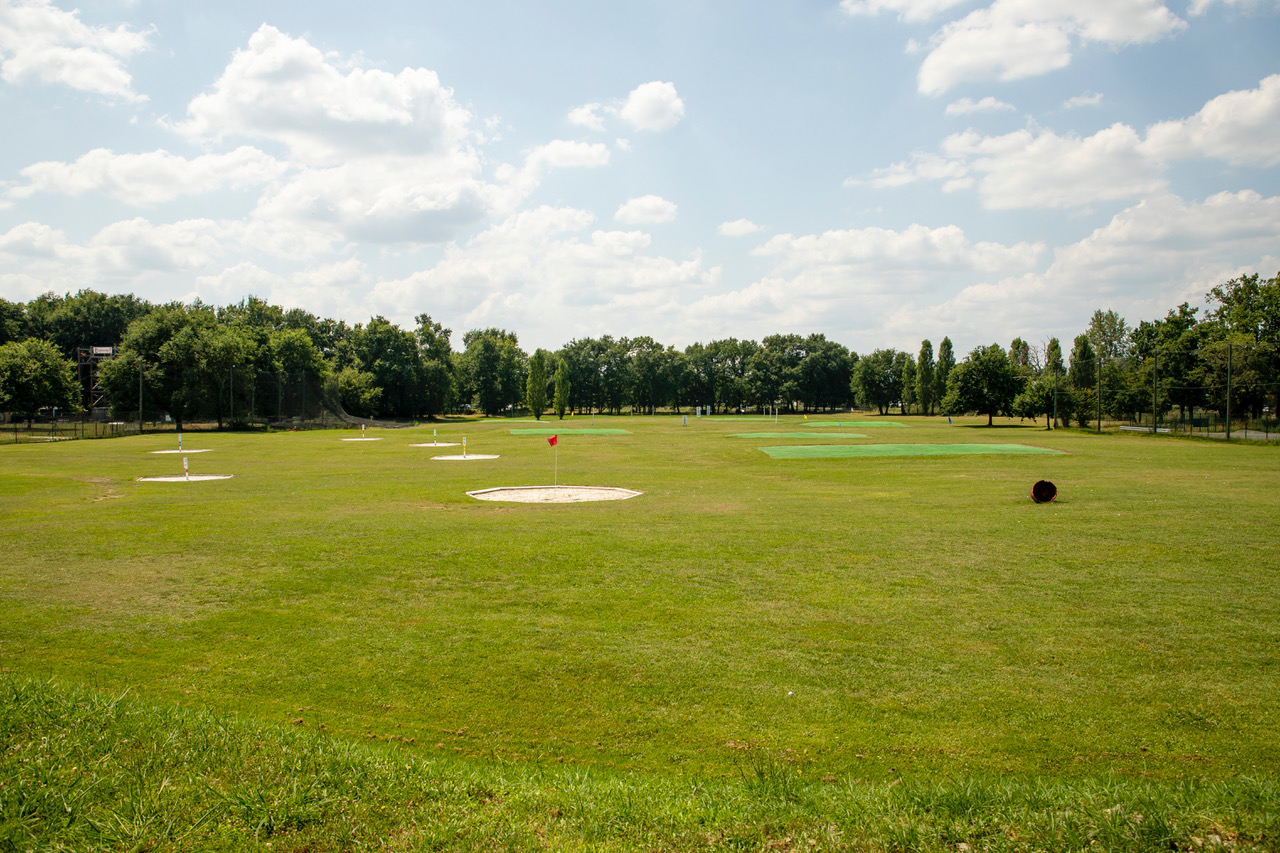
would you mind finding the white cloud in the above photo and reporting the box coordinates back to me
[365,206,718,348]
[568,102,606,131]
[0,0,151,100]
[862,74,1280,210]
[10,147,287,205]
[839,0,970,23]
[753,222,1044,273]
[615,194,677,224]
[1144,73,1280,166]
[946,123,1167,209]
[858,151,970,189]
[1063,91,1104,109]
[945,96,1017,115]
[917,1,1186,95]
[176,24,477,166]
[566,81,685,136]
[1188,0,1267,13]
[718,218,762,237]
[619,81,685,131]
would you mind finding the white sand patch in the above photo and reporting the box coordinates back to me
[433,454,499,461]
[149,449,213,454]
[341,437,384,442]
[468,486,642,503]
[409,442,460,447]
[137,475,234,482]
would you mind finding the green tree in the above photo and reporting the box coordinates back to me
[897,351,916,415]
[941,344,1024,426]
[526,349,548,419]
[414,314,455,418]
[934,337,954,407]
[0,298,26,345]
[852,349,901,415]
[1013,374,1057,429]
[1088,309,1130,360]
[916,340,935,416]
[1067,334,1096,390]
[0,339,80,425]
[553,359,570,419]
[460,328,526,416]
[99,303,214,431]
[1044,338,1065,377]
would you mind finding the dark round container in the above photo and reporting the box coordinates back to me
[1031,480,1057,503]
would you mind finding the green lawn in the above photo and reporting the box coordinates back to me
[759,442,1065,458]
[1,414,1278,847]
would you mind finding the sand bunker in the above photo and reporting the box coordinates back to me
[432,454,499,461]
[467,485,642,503]
[149,449,213,454]
[409,442,460,447]
[137,475,234,482]
[341,437,383,442]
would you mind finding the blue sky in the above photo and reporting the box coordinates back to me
[1,0,1277,357]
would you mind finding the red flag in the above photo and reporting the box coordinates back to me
[548,435,558,447]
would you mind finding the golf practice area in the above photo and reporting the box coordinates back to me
[2,414,1278,851]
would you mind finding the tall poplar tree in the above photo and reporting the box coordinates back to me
[525,350,547,420]
[916,339,935,415]
[553,359,570,419]
[935,337,955,406]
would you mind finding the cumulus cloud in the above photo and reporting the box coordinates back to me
[945,96,1017,116]
[566,81,685,135]
[1063,91,1104,109]
[1144,73,1280,166]
[568,103,606,131]
[861,74,1280,210]
[10,147,287,205]
[0,0,151,100]
[917,1,1186,95]
[176,25,475,165]
[839,0,969,23]
[718,218,762,237]
[619,81,685,131]
[615,194,677,224]
[364,206,718,347]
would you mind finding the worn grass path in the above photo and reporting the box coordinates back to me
[1,414,1277,791]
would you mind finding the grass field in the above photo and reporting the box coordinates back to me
[2,414,1278,849]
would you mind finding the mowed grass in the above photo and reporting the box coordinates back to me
[1,414,1278,792]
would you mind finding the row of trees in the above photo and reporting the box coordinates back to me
[2,272,1277,427]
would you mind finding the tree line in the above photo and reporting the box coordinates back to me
[1,272,1277,427]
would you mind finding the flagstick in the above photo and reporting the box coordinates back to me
[554,442,558,486]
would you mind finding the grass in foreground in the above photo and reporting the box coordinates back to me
[1,414,1279,842]
[3,677,1276,852]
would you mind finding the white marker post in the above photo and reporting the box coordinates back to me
[433,428,438,446]
[183,456,189,481]
[178,432,182,452]
[361,423,366,438]
[462,436,467,459]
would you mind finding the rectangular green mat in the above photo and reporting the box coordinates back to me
[731,432,868,439]
[805,420,907,427]
[759,443,1065,458]
[510,428,632,435]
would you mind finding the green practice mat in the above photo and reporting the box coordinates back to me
[510,428,632,435]
[759,443,1065,459]
[731,432,869,439]
[805,420,907,427]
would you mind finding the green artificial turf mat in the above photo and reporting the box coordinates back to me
[805,420,907,427]
[510,428,632,435]
[730,432,869,439]
[760,443,1065,459]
